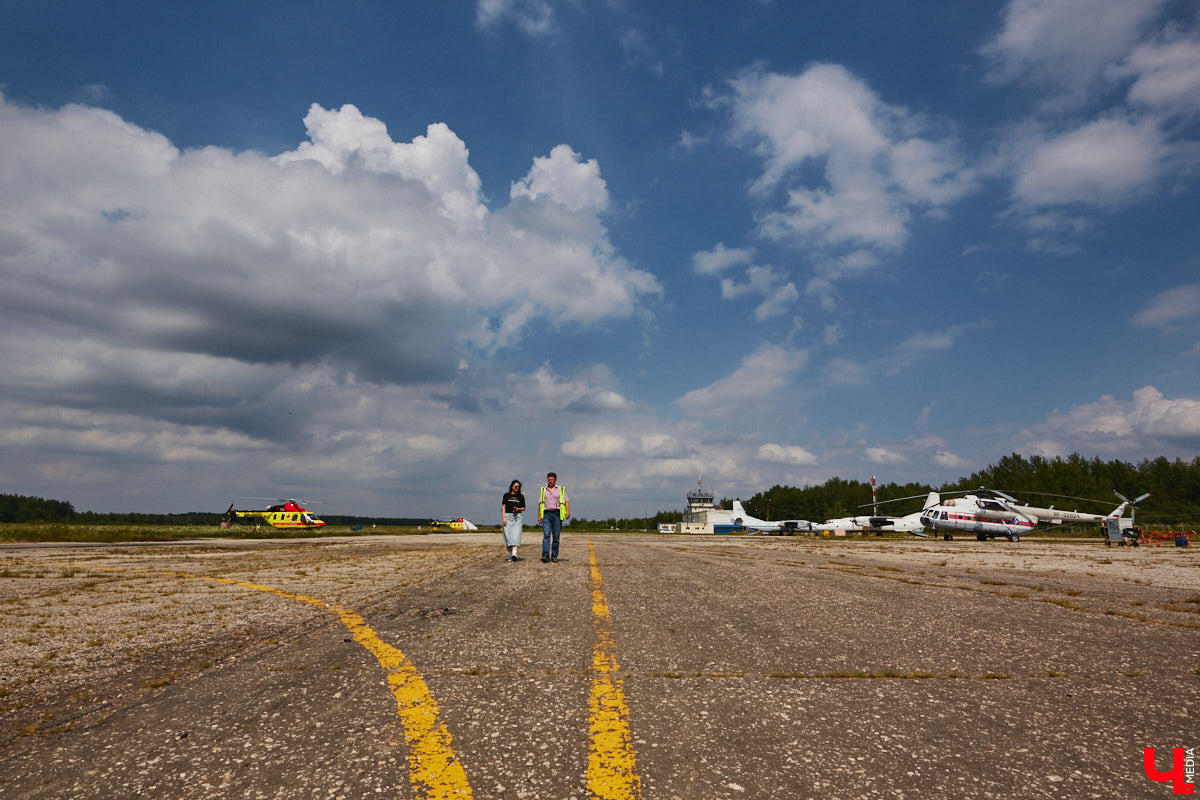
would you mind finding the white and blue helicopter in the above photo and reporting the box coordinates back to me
[913,488,1145,542]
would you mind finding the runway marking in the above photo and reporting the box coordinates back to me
[47,563,474,800]
[587,541,642,800]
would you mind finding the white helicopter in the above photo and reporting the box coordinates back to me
[915,489,1143,542]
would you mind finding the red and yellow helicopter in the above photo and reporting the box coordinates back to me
[429,517,479,531]
[223,499,325,529]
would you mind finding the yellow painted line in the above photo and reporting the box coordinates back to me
[587,541,642,800]
[48,563,473,799]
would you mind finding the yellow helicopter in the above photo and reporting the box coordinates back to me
[223,499,325,529]
[429,517,479,531]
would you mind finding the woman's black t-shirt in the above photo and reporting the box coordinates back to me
[503,491,525,514]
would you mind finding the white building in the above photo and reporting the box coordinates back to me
[679,478,735,533]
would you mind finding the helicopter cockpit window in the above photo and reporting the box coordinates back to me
[940,511,948,520]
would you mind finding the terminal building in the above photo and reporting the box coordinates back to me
[678,478,737,534]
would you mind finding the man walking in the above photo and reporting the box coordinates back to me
[538,472,569,563]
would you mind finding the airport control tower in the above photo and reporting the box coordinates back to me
[680,478,734,532]
[683,477,716,523]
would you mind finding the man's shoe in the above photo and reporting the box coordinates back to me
[541,557,549,563]
[551,557,558,562]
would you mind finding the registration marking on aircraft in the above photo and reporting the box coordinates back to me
[587,541,643,800]
[45,562,474,800]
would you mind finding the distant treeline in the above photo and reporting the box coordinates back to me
[0,494,78,523]
[321,516,429,527]
[740,453,1200,526]
[0,495,429,527]
[574,510,686,529]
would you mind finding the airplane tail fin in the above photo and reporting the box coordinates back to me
[923,492,940,511]
[732,500,746,516]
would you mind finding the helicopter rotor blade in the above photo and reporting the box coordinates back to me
[1113,490,1151,506]
[858,492,928,507]
[859,488,966,508]
[993,490,1116,507]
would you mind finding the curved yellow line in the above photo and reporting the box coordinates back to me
[49,563,474,799]
[587,541,642,800]
[337,607,472,798]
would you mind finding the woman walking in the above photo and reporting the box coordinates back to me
[501,479,526,562]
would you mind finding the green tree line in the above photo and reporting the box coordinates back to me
[0,495,230,524]
[0,494,77,523]
[740,453,1200,526]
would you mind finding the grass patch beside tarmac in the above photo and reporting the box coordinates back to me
[0,523,429,544]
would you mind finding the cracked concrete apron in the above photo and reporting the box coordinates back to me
[1,533,1197,799]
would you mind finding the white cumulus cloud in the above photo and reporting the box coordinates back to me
[1132,284,1200,329]
[1115,26,1200,114]
[692,242,754,275]
[980,0,1167,104]
[1023,385,1200,457]
[0,95,662,513]
[758,443,818,466]
[676,344,808,418]
[277,103,486,225]
[865,447,908,465]
[562,432,630,459]
[1012,116,1164,206]
[511,143,609,213]
[723,64,976,267]
[476,0,555,36]
[933,450,969,469]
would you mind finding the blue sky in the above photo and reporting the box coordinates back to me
[1,0,1199,521]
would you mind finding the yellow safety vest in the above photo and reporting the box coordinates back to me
[539,485,568,517]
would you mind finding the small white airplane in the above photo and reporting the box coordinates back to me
[730,500,812,534]
[815,478,938,537]
[815,495,937,537]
